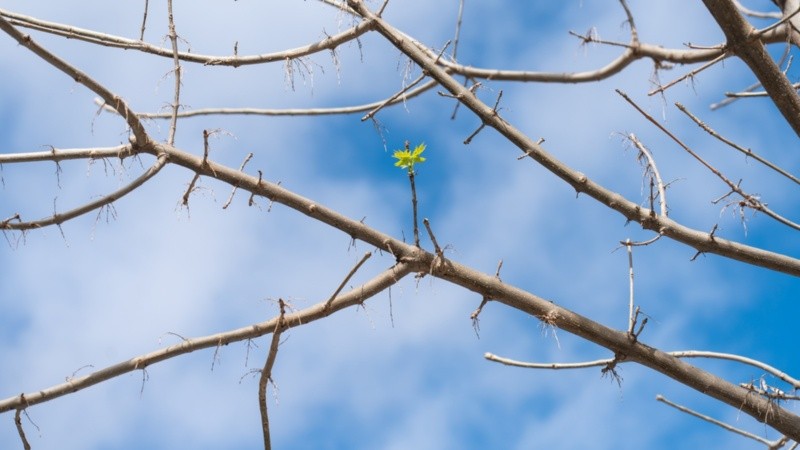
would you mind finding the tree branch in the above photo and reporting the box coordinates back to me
[703,0,800,138]
[0,8,374,68]
[345,0,800,276]
[0,263,413,413]
[0,15,151,149]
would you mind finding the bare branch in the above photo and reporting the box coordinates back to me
[259,299,286,450]
[422,218,443,259]
[0,263,413,413]
[618,89,800,231]
[648,53,727,96]
[361,73,429,121]
[345,1,800,276]
[165,0,182,145]
[624,239,636,336]
[97,79,438,120]
[139,0,150,41]
[734,0,782,19]
[702,0,800,138]
[4,1,800,446]
[222,153,254,209]
[470,260,502,337]
[0,9,374,68]
[1,153,167,231]
[485,353,615,370]
[676,102,800,186]
[14,406,31,450]
[0,16,151,148]
[626,134,668,217]
[656,395,787,448]
[323,251,373,312]
[671,350,800,389]
[0,145,135,164]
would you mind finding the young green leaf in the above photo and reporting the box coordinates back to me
[392,143,427,172]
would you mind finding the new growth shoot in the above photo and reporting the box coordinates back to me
[393,141,426,173]
[393,141,426,247]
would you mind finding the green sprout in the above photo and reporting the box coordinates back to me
[393,142,426,173]
[392,141,427,247]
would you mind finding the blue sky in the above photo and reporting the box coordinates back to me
[1,1,799,449]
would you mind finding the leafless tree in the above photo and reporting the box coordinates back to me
[1,0,799,448]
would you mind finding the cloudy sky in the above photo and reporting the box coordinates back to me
[1,1,799,449]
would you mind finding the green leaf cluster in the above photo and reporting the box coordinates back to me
[392,143,426,172]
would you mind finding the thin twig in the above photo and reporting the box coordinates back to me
[362,73,427,121]
[166,0,182,145]
[181,173,201,209]
[323,251,373,312]
[464,90,503,145]
[363,40,450,121]
[259,299,286,450]
[656,395,786,447]
[376,0,390,17]
[723,82,800,98]
[181,129,216,208]
[422,218,443,258]
[712,45,793,108]
[410,171,419,246]
[470,260,502,337]
[676,102,800,186]
[0,154,168,231]
[470,298,488,337]
[139,0,149,41]
[627,133,668,217]
[711,80,762,109]
[648,53,727,96]
[753,1,800,39]
[99,79,438,120]
[14,405,31,450]
[625,239,636,336]
[619,0,639,44]
[451,0,465,61]
[485,353,615,369]
[223,153,254,209]
[618,89,800,231]
[485,349,800,390]
[672,350,800,389]
[407,153,421,248]
[733,0,781,19]
[739,377,800,401]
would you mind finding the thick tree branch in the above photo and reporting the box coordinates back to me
[429,255,800,440]
[703,0,800,138]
